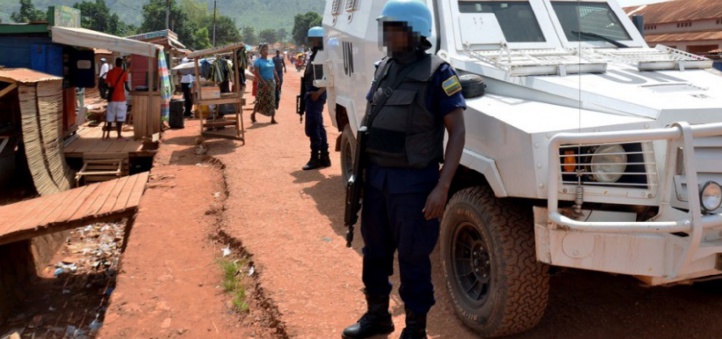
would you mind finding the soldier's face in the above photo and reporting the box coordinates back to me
[308,37,324,49]
[382,23,413,53]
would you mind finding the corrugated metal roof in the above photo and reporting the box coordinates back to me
[646,31,722,43]
[625,0,722,24]
[0,68,62,84]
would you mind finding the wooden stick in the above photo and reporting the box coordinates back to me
[0,83,17,99]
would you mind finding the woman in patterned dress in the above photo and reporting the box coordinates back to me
[251,44,281,124]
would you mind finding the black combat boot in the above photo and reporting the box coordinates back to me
[399,308,427,339]
[342,295,395,339]
[319,150,331,168]
[302,151,321,171]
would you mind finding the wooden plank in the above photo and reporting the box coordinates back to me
[41,184,98,226]
[0,197,46,234]
[12,186,90,234]
[111,173,140,212]
[196,97,242,106]
[68,180,108,220]
[51,183,103,225]
[0,83,18,99]
[76,175,124,218]
[0,188,68,231]
[126,172,150,207]
[97,175,132,216]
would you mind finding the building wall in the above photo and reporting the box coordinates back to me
[0,35,63,76]
[645,18,722,35]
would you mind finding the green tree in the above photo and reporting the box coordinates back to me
[241,26,257,46]
[276,28,288,43]
[73,0,130,35]
[11,0,46,23]
[259,28,277,44]
[291,12,322,45]
[140,0,203,49]
[206,15,242,46]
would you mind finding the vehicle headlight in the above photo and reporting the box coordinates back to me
[700,181,722,212]
[590,144,627,183]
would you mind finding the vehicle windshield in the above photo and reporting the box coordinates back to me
[551,2,631,43]
[458,1,546,43]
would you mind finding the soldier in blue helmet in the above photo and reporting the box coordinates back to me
[301,26,331,170]
[341,0,466,338]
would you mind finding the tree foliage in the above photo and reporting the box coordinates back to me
[241,26,257,46]
[207,15,242,47]
[73,0,130,36]
[258,29,277,45]
[291,11,322,45]
[276,28,288,43]
[11,0,46,23]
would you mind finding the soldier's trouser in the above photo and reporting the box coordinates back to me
[275,71,283,109]
[304,93,328,152]
[361,183,440,314]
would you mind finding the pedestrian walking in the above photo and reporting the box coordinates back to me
[181,71,195,117]
[104,58,131,140]
[251,44,281,124]
[98,57,109,99]
[341,1,466,338]
[273,50,287,110]
[301,26,331,170]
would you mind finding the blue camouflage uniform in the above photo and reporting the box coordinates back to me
[362,62,466,314]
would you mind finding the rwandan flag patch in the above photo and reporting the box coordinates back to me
[442,75,462,96]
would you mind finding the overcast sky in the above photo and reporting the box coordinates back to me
[616,0,671,7]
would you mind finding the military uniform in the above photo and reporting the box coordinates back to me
[361,55,466,315]
[304,49,329,156]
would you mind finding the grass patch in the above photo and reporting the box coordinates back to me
[218,258,250,313]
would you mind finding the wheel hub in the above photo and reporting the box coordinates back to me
[452,223,492,304]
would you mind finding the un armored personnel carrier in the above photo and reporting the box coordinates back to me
[318,0,722,336]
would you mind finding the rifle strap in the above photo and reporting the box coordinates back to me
[365,57,419,127]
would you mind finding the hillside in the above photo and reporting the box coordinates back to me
[0,0,325,34]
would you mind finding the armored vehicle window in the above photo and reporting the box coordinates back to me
[552,2,631,42]
[458,1,545,43]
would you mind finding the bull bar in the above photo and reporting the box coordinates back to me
[546,122,722,279]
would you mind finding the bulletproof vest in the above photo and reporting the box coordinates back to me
[365,54,446,169]
[304,49,319,91]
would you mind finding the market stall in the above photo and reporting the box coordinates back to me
[187,42,246,143]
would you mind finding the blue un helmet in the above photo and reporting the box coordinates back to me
[308,26,325,38]
[377,0,432,38]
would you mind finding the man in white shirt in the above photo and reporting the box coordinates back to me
[181,72,195,117]
[98,58,110,99]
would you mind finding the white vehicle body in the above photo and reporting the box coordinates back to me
[321,0,722,334]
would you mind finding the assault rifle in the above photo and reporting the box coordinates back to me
[344,126,368,247]
[296,77,307,123]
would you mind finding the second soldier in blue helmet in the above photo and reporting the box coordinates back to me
[342,0,466,338]
[301,26,331,170]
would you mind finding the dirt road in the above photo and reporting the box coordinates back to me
[104,68,722,338]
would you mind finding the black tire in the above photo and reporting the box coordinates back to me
[440,186,549,337]
[340,124,356,184]
[459,74,486,98]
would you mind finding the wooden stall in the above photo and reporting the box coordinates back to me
[188,43,246,143]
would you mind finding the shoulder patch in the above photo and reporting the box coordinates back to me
[442,75,462,96]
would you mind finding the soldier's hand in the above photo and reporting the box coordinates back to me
[423,185,448,220]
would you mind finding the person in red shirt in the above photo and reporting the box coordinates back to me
[105,58,130,139]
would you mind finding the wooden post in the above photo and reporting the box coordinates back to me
[194,58,202,136]
[147,53,154,140]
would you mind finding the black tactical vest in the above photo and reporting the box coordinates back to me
[365,54,447,169]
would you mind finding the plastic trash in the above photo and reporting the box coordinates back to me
[222,246,231,257]
[88,318,103,334]
[248,266,255,277]
[54,268,65,276]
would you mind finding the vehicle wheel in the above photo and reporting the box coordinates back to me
[440,186,549,337]
[459,74,486,98]
[340,124,356,184]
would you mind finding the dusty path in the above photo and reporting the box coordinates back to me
[99,67,722,338]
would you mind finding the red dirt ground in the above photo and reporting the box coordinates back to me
[97,67,722,339]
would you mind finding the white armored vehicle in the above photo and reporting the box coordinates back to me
[320,0,722,336]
